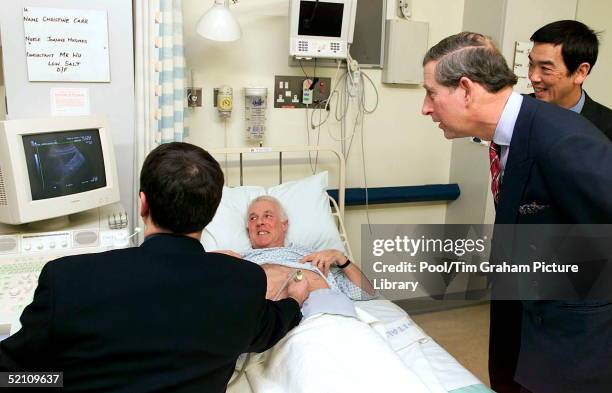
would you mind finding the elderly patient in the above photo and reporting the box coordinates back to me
[219,198,438,393]
[221,196,376,302]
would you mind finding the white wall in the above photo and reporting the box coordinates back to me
[0,50,5,121]
[462,0,507,47]
[499,0,577,62]
[0,0,135,216]
[182,0,465,260]
[577,0,612,108]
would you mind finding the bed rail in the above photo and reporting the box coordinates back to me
[208,146,347,218]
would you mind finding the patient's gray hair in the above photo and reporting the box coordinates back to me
[247,195,288,222]
[423,32,517,93]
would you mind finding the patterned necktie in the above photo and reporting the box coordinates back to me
[489,142,502,205]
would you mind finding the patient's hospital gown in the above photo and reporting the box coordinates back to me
[242,245,376,301]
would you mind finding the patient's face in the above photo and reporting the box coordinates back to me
[247,200,288,249]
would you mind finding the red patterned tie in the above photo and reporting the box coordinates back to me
[489,142,502,204]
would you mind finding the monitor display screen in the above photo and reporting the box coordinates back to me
[22,129,107,201]
[298,1,344,38]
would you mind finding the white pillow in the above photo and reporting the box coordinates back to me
[202,185,264,252]
[267,172,346,253]
[202,172,346,254]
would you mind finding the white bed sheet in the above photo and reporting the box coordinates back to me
[357,299,483,392]
[227,298,483,393]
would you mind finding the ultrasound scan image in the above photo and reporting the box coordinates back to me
[23,129,106,200]
[39,143,94,191]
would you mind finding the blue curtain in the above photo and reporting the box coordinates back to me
[156,0,187,143]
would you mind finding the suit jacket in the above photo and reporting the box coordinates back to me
[0,234,302,393]
[528,91,612,141]
[494,95,612,393]
[581,92,612,141]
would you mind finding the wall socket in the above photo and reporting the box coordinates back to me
[273,75,332,109]
[187,88,202,107]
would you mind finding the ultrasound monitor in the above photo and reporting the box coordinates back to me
[289,0,357,59]
[0,115,119,225]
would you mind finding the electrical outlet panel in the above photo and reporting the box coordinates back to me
[274,75,331,109]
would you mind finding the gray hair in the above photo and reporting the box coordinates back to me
[246,195,288,223]
[423,32,517,93]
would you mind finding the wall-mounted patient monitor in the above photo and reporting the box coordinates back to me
[289,0,357,59]
[0,115,119,225]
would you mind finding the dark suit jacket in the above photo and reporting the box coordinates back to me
[494,95,612,393]
[0,234,301,393]
[528,91,612,141]
[581,92,612,141]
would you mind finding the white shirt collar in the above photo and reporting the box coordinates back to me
[492,91,523,147]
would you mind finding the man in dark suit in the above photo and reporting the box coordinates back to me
[421,32,612,393]
[529,20,612,140]
[490,20,612,393]
[0,142,309,392]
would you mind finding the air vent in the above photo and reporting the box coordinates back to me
[74,230,99,247]
[0,165,7,206]
[0,236,18,253]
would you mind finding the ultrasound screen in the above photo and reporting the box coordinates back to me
[22,129,107,201]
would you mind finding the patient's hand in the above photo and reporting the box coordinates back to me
[213,250,242,258]
[300,249,347,276]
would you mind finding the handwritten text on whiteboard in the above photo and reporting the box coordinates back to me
[23,7,110,82]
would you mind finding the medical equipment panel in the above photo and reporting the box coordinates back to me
[0,202,129,336]
[288,0,384,69]
[289,0,357,59]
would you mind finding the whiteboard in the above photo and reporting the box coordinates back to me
[22,7,110,82]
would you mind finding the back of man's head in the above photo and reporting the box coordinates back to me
[530,20,599,75]
[423,31,517,93]
[140,142,224,234]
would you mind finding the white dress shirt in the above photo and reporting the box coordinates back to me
[492,91,523,172]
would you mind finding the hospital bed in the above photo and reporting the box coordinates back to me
[204,146,493,393]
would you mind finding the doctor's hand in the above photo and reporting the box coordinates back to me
[300,250,347,276]
[287,276,310,307]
